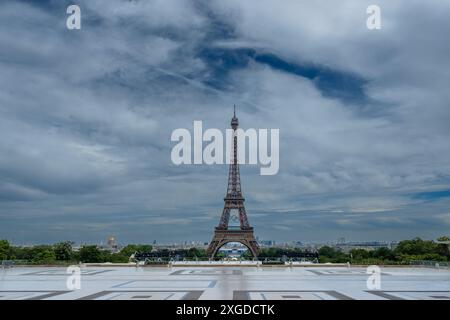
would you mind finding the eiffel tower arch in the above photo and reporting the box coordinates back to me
[207,106,260,258]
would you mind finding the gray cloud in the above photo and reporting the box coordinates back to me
[1,0,449,244]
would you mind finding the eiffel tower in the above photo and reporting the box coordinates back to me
[206,106,260,258]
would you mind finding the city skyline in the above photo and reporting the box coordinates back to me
[1,0,450,244]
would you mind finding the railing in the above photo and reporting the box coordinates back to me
[410,260,450,269]
[133,256,319,265]
[1,260,28,268]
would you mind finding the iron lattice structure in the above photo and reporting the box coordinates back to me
[206,107,260,258]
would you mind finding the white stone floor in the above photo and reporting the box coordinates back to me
[1,266,449,300]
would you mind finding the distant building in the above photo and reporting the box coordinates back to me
[102,236,119,253]
[259,240,276,247]
[334,241,392,253]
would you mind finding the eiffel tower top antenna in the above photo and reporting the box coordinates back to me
[231,104,238,130]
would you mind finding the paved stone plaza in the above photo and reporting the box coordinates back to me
[1,266,449,300]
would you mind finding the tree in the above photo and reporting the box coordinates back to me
[0,240,10,260]
[349,249,371,260]
[79,245,102,263]
[186,248,207,258]
[394,237,449,262]
[318,246,336,257]
[34,249,56,264]
[436,236,450,259]
[54,241,73,261]
[20,245,57,264]
[109,252,129,263]
[9,246,31,261]
[372,247,395,260]
[216,251,226,258]
[259,247,284,258]
[137,245,153,253]
[318,246,349,263]
[394,238,437,256]
[120,244,153,257]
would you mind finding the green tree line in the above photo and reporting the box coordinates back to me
[1,237,449,265]
[0,240,153,264]
[318,237,450,264]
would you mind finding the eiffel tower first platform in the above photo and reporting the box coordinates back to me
[206,107,260,258]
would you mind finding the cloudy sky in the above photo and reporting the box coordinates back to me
[1,0,450,244]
